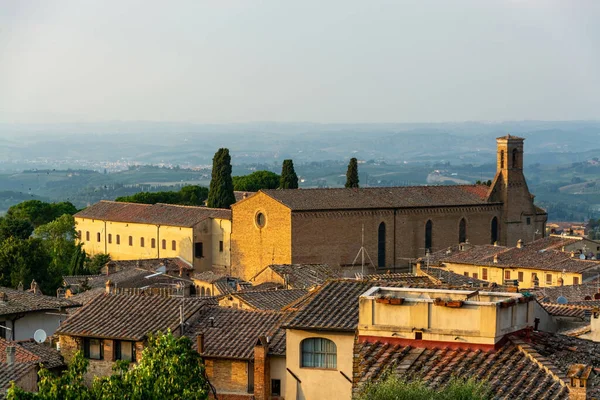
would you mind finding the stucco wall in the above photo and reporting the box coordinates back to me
[3,312,69,341]
[270,356,286,399]
[285,329,354,400]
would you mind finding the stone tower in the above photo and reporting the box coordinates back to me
[488,135,545,246]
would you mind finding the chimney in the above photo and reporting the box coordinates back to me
[571,251,576,258]
[17,282,23,291]
[0,292,7,303]
[105,280,114,294]
[516,239,523,249]
[6,345,15,366]
[493,255,499,264]
[493,241,498,247]
[30,280,39,294]
[253,336,271,400]
[243,192,248,199]
[567,364,591,400]
[105,262,117,275]
[196,333,204,353]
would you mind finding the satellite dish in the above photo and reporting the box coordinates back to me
[579,254,586,260]
[556,296,569,305]
[33,329,47,344]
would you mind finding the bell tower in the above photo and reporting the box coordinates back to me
[488,135,545,246]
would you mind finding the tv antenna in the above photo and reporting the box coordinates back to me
[352,224,375,275]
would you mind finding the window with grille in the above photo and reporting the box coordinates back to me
[301,338,337,369]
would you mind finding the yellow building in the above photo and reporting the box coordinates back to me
[74,201,231,272]
[418,236,600,289]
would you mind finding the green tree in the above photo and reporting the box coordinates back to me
[34,215,78,289]
[0,237,51,291]
[115,186,208,206]
[7,200,77,228]
[68,243,87,275]
[207,148,236,209]
[280,159,299,189]
[345,157,359,188]
[358,375,491,400]
[8,331,209,400]
[233,170,281,192]
[84,253,111,275]
[0,216,34,242]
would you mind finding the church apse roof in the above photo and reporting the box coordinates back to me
[260,185,495,211]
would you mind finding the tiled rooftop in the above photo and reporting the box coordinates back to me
[75,201,231,227]
[427,237,599,273]
[538,303,589,319]
[57,293,215,341]
[187,307,290,360]
[258,185,495,211]
[16,340,64,369]
[418,267,495,288]
[536,283,600,304]
[228,289,309,311]
[253,264,340,289]
[0,363,36,400]
[0,287,80,317]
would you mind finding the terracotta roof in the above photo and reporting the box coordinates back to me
[56,293,215,341]
[75,201,231,227]
[187,307,289,360]
[192,271,227,284]
[560,325,591,337]
[537,283,600,303]
[0,338,39,364]
[67,287,104,306]
[497,134,525,140]
[228,289,309,311]
[353,335,571,399]
[431,239,599,273]
[103,258,193,273]
[0,363,36,399]
[16,340,64,369]
[539,303,590,319]
[421,266,498,288]
[284,277,439,332]
[0,287,80,317]
[252,264,340,289]
[192,272,247,295]
[258,185,495,211]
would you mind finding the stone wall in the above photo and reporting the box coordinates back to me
[204,358,250,395]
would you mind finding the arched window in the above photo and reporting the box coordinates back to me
[151,238,156,248]
[200,287,205,296]
[301,338,337,369]
[206,288,211,296]
[162,239,166,250]
[425,220,433,251]
[459,218,467,243]
[378,222,386,268]
[490,217,498,244]
[140,237,145,247]
[512,148,518,168]
[500,150,505,169]
[172,240,176,251]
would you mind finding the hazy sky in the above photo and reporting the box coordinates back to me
[1,0,599,124]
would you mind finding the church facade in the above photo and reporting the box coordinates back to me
[231,135,547,279]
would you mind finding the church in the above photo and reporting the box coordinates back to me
[230,135,547,279]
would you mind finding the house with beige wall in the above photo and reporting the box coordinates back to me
[418,236,600,289]
[75,201,231,273]
[231,135,547,280]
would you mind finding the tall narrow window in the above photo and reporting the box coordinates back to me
[151,238,156,248]
[195,242,203,258]
[219,241,224,252]
[500,150,505,169]
[96,232,101,242]
[425,220,433,251]
[140,237,145,247]
[86,231,90,241]
[378,222,386,268]
[172,240,176,251]
[512,148,518,168]
[108,234,112,244]
[129,236,133,246]
[162,239,166,250]
[491,217,498,244]
[116,235,120,245]
[78,230,82,239]
[504,270,511,280]
[482,268,488,280]
[459,218,467,243]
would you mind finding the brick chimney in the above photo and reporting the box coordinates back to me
[105,280,114,294]
[6,345,15,365]
[105,262,117,276]
[567,364,592,400]
[493,254,499,264]
[253,336,271,400]
[30,280,40,295]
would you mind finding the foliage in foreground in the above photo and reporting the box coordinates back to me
[207,148,236,209]
[357,374,492,400]
[233,170,280,192]
[8,331,209,400]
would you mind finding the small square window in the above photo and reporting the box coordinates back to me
[473,273,478,279]
[415,332,423,340]
[463,272,469,277]
[574,277,580,285]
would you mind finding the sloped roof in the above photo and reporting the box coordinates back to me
[538,303,589,319]
[56,294,214,341]
[537,283,600,304]
[255,264,340,289]
[422,266,498,288]
[353,335,571,399]
[230,289,308,311]
[187,307,289,360]
[0,363,36,399]
[75,201,231,227]
[259,185,494,211]
[16,340,64,369]
[0,287,79,317]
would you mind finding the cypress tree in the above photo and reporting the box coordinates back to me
[280,159,299,189]
[207,148,236,208]
[345,157,359,188]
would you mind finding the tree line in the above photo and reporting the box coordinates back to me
[0,200,107,294]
